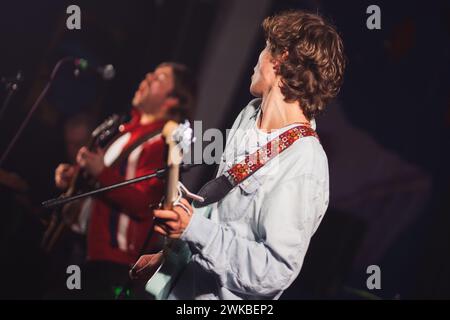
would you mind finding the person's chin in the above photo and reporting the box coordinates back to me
[249,84,262,98]
[131,96,138,106]
[132,94,142,107]
[132,101,142,111]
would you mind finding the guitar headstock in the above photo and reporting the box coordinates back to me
[162,120,194,166]
[91,114,122,146]
[172,120,195,155]
[162,120,194,209]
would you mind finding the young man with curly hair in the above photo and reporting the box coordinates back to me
[133,10,345,299]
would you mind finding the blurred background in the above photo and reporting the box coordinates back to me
[0,0,449,299]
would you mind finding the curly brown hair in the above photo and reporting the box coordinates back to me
[158,62,197,122]
[263,10,345,119]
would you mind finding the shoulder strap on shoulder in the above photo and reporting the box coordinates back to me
[193,125,318,207]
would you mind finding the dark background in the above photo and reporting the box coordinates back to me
[0,0,449,299]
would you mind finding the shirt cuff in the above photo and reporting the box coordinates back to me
[181,212,217,253]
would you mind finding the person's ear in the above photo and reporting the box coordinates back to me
[272,59,281,74]
[272,51,288,74]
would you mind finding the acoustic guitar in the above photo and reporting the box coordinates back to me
[40,114,123,253]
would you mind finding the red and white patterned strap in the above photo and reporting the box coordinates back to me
[226,125,319,186]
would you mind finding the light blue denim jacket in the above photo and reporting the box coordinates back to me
[169,99,329,300]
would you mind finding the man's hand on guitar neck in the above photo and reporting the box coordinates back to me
[76,146,105,178]
[55,163,75,189]
[153,198,193,239]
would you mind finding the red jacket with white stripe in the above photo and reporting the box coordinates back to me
[87,110,165,266]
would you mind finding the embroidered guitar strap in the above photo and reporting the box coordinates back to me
[193,125,319,208]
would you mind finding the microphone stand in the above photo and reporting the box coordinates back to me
[42,163,201,209]
[0,57,74,167]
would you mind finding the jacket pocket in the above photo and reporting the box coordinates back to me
[218,175,260,222]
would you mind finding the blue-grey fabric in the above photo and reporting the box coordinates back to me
[169,98,329,299]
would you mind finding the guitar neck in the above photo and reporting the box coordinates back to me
[162,120,183,210]
[163,164,179,210]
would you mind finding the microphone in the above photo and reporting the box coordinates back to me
[1,71,23,90]
[74,58,115,80]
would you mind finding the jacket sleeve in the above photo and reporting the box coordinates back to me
[181,174,327,298]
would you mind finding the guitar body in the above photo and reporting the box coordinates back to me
[41,114,122,253]
[146,205,212,299]
[40,198,84,253]
[145,239,191,300]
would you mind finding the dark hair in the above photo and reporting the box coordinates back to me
[158,62,197,122]
[263,10,346,119]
